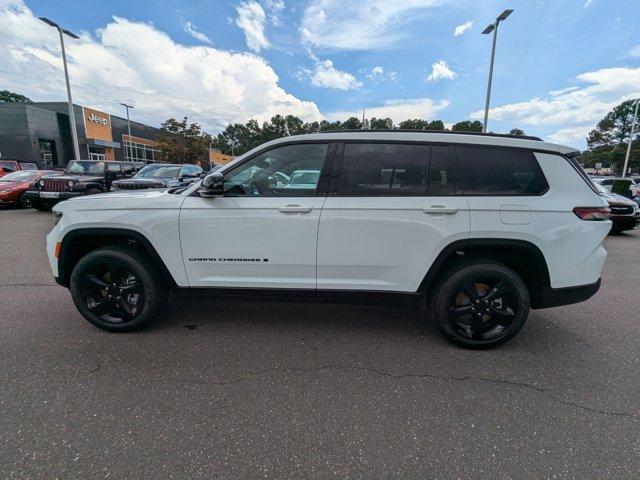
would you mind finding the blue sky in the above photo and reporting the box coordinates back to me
[2,0,639,147]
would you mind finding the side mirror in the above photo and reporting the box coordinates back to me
[199,172,224,197]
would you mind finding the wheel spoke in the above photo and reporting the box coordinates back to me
[462,282,480,302]
[89,297,112,316]
[470,314,485,339]
[484,281,510,301]
[489,306,515,325]
[449,304,473,319]
[107,263,122,284]
[85,274,109,289]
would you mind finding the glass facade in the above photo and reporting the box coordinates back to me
[123,139,160,163]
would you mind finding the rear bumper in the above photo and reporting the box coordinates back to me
[532,278,601,309]
[25,191,84,201]
[610,215,639,231]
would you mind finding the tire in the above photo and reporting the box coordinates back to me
[428,260,530,349]
[18,192,31,209]
[69,246,168,332]
[31,199,52,211]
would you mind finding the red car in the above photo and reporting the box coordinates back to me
[0,170,62,208]
[0,159,38,179]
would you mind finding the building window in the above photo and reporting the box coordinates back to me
[38,139,55,168]
[123,138,160,163]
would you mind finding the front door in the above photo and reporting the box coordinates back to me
[180,142,331,289]
[317,142,470,292]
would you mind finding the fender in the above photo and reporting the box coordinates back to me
[56,227,178,288]
[417,238,551,293]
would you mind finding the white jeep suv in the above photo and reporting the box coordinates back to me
[47,131,611,348]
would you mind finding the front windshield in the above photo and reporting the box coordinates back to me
[137,166,181,179]
[0,171,39,182]
[65,161,105,175]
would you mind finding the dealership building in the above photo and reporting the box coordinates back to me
[0,102,162,168]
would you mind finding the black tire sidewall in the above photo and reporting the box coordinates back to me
[70,248,163,332]
[19,192,31,208]
[430,261,530,349]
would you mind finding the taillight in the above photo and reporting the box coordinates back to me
[573,207,610,221]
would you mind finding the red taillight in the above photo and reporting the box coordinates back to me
[573,206,610,221]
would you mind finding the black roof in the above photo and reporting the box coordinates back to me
[315,129,543,141]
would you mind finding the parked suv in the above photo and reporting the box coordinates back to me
[0,158,38,178]
[47,131,610,348]
[111,163,203,191]
[26,160,136,211]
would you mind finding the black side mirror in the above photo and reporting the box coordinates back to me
[199,172,224,197]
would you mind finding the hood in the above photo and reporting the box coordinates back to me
[0,180,29,190]
[113,178,171,188]
[602,190,636,206]
[49,174,104,183]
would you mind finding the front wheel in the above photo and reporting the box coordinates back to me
[428,260,530,349]
[70,246,168,332]
[19,192,31,208]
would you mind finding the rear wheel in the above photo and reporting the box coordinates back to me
[70,246,168,332]
[428,260,530,349]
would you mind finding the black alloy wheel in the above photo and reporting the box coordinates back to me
[70,247,167,331]
[19,192,31,208]
[429,261,530,349]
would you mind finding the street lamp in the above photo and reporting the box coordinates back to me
[39,17,81,161]
[481,9,513,133]
[621,99,639,178]
[120,103,134,162]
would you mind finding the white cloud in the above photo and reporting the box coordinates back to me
[628,44,640,58]
[263,0,285,26]
[453,20,473,36]
[0,0,321,132]
[300,0,444,50]
[583,0,595,7]
[235,1,270,52]
[366,65,399,82]
[302,59,362,90]
[426,60,456,82]
[183,21,212,44]
[328,97,450,124]
[469,67,640,145]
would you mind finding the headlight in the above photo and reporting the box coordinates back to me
[67,180,74,188]
[39,179,45,187]
[52,211,63,226]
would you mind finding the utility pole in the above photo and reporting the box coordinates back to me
[481,9,513,133]
[621,98,639,178]
[40,17,81,161]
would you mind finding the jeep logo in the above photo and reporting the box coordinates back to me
[87,112,108,126]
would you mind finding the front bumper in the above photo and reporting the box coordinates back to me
[25,190,85,201]
[610,214,639,231]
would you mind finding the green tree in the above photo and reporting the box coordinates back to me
[452,120,483,132]
[369,117,394,129]
[0,90,31,103]
[584,100,640,173]
[342,116,363,129]
[509,128,525,136]
[156,117,212,163]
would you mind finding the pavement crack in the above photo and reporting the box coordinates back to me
[165,364,639,419]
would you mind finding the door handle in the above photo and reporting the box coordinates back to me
[278,205,313,214]
[422,206,459,215]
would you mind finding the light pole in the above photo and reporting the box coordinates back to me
[621,98,639,178]
[481,9,513,133]
[39,17,81,161]
[120,103,134,161]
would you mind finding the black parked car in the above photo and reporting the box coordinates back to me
[593,182,639,234]
[111,163,203,191]
[25,160,136,211]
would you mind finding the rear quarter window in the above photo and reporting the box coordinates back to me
[454,146,549,196]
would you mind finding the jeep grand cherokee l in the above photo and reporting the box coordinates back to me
[46,131,610,349]
[25,160,136,211]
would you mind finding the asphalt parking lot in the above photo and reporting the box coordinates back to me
[1,208,639,479]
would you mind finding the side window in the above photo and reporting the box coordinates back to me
[455,146,549,196]
[121,164,133,175]
[428,146,455,195]
[1,162,16,173]
[107,163,122,173]
[338,143,428,195]
[224,143,328,197]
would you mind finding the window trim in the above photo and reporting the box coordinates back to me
[219,140,334,198]
[451,144,550,197]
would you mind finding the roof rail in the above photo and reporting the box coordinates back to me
[314,129,543,142]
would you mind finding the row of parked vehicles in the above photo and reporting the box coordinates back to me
[0,160,206,210]
[589,176,640,234]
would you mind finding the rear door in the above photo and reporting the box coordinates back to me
[317,142,470,292]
